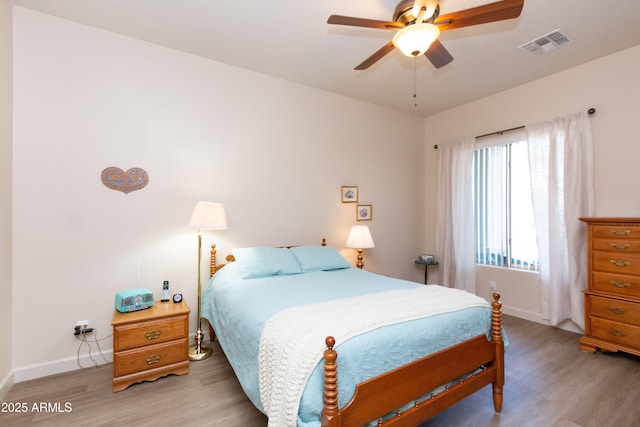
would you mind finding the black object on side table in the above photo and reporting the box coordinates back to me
[415,259,439,284]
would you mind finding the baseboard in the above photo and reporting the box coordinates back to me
[12,331,201,383]
[13,350,113,383]
[503,305,583,334]
[0,369,15,400]
[10,315,579,384]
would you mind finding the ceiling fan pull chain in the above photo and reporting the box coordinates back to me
[413,57,418,108]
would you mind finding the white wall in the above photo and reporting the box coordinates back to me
[12,7,425,381]
[12,4,640,383]
[0,0,13,399]
[423,44,640,329]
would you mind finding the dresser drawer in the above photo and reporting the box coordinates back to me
[588,295,640,326]
[114,338,188,377]
[591,225,640,240]
[592,251,640,275]
[592,271,640,299]
[591,238,640,253]
[114,315,188,351]
[589,317,640,348]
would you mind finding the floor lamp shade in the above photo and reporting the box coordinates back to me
[189,202,228,230]
[189,201,227,361]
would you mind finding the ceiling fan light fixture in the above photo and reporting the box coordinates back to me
[392,23,440,57]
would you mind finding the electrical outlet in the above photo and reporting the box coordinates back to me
[490,281,497,291]
[74,320,93,336]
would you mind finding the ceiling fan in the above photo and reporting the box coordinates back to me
[327,0,524,70]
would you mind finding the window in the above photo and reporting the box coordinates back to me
[473,130,538,271]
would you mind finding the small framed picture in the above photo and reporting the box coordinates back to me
[341,186,358,203]
[356,205,372,221]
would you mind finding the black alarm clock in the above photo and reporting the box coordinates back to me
[172,293,183,303]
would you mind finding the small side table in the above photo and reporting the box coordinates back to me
[112,301,190,392]
[415,259,438,284]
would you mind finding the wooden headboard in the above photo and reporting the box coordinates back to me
[209,238,327,278]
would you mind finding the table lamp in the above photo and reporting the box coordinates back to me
[345,225,375,269]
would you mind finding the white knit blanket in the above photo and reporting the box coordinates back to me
[258,285,489,427]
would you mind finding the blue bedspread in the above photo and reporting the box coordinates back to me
[201,264,503,427]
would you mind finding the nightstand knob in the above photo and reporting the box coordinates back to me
[146,354,161,365]
[145,330,161,340]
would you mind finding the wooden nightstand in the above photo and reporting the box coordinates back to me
[112,301,190,392]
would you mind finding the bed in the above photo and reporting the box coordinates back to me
[201,241,505,427]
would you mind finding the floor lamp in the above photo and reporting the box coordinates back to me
[345,225,375,269]
[189,201,227,361]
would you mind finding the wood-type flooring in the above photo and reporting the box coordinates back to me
[2,315,639,426]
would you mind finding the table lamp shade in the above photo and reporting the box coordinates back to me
[189,202,227,230]
[345,225,375,249]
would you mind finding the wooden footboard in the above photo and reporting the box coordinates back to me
[321,293,504,427]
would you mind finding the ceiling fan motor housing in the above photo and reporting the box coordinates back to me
[393,0,440,25]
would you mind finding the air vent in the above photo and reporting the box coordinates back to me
[519,29,572,57]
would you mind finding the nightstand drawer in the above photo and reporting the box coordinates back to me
[114,338,188,377]
[114,315,188,351]
[589,317,640,347]
[589,295,640,326]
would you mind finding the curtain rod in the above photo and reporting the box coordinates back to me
[433,108,596,149]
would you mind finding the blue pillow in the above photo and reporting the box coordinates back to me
[289,245,351,272]
[232,247,302,279]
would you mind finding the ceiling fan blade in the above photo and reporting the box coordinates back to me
[355,41,395,70]
[424,39,454,69]
[434,0,524,31]
[328,15,404,30]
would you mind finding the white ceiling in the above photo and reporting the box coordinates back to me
[12,0,640,116]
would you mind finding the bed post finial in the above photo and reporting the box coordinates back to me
[322,238,327,246]
[322,336,338,423]
[210,243,217,278]
[491,292,503,344]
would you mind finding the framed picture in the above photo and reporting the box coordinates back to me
[341,186,358,203]
[356,204,372,221]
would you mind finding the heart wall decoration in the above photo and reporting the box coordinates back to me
[101,167,149,194]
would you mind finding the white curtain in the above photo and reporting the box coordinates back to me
[436,138,477,292]
[526,111,594,328]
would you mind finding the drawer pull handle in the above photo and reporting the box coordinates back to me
[146,354,161,365]
[145,330,161,340]
[610,260,630,267]
[608,307,626,315]
[611,229,631,236]
[610,243,630,250]
[608,329,627,338]
[611,281,631,289]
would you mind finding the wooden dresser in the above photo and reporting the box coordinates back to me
[112,301,190,392]
[579,218,640,356]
